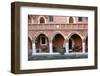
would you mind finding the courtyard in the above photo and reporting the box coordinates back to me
[28,15,88,61]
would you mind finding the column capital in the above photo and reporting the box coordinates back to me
[32,39,35,43]
[82,37,86,42]
[65,39,69,43]
[31,37,35,43]
[49,38,52,43]
[82,39,85,43]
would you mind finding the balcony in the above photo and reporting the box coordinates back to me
[28,23,88,30]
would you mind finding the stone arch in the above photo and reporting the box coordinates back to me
[38,16,46,24]
[51,32,66,41]
[28,34,32,41]
[52,33,65,52]
[35,33,49,53]
[67,32,83,40]
[34,32,48,41]
[67,32,83,52]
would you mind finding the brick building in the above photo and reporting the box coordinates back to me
[28,15,88,55]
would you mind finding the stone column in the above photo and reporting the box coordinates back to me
[32,40,36,55]
[65,39,69,53]
[49,41,53,54]
[82,39,85,53]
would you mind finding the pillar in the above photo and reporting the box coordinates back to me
[32,40,36,55]
[82,40,85,53]
[49,41,53,54]
[65,40,69,53]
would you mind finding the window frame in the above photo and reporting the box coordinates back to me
[40,36,47,45]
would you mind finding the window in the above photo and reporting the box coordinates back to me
[40,36,47,45]
[41,37,45,44]
[78,17,82,22]
[69,17,74,23]
[49,16,53,22]
[40,17,45,23]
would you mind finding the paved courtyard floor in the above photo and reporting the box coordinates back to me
[28,53,88,61]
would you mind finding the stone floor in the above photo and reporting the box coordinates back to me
[28,53,88,61]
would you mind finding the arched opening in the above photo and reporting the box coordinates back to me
[35,34,49,53]
[69,34,82,52]
[86,37,88,52]
[40,17,45,23]
[52,34,65,52]
[69,17,74,23]
[28,37,32,55]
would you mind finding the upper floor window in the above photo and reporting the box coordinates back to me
[78,17,83,22]
[69,17,74,23]
[48,16,53,22]
[40,17,45,23]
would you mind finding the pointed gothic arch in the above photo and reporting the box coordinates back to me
[68,33,82,52]
[52,34,65,52]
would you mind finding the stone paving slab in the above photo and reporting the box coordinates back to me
[28,53,88,61]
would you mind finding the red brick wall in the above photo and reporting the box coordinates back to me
[29,30,87,40]
[54,16,67,23]
[28,15,88,52]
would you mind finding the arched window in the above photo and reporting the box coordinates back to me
[69,17,74,23]
[40,17,45,23]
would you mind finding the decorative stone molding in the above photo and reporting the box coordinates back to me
[38,16,46,24]
[67,32,83,40]
[51,31,66,41]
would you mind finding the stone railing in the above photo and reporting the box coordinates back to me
[28,23,88,30]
